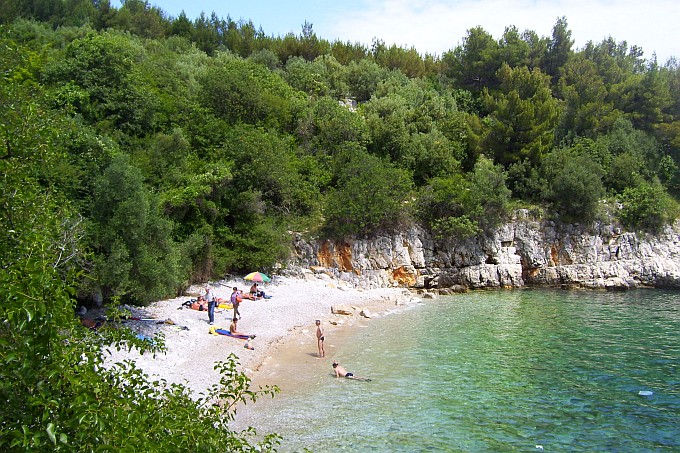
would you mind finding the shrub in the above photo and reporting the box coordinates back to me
[324,148,413,237]
[543,147,605,222]
[619,179,678,232]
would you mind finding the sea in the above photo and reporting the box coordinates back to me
[233,288,680,452]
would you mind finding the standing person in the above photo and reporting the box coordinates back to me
[205,285,216,325]
[230,287,242,320]
[315,319,325,358]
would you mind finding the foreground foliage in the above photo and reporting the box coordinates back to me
[0,61,278,451]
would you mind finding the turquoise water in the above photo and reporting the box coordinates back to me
[239,289,680,452]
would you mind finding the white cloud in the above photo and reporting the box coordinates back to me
[323,0,679,61]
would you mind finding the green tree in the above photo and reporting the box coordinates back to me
[416,175,479,239]
[324,148,413,237]
[177,124,321,272]
[170,10,193,38]
[403,129,462,186]
[497,25,530,69]
[199,57,302,131]
[657,120,680,194]
[363,92,411,161]
[296,96,369,155]
[313,54,350,99]
[364,76,467,178]
[467,156,512,230]
[619,179,678,232]
[248,48,281,70]
[373,41,426,78]
[283,55,330,96]
[479,63,561,166]
[112,0,170,39]
[660,59,680,120]
[224,18,261,58]
[543,16,574,86]
[442,26,501,93]
[542,146,605,222]
[416,157,510,238]
[506,158,547,201]
[589,118,663,194]
[222,124,322,218]
[521,29,549,71]
[582,37,644,88]
[330,39,368,65]
[557,53,619,140]
[298,21,330,60]
[42,30,156,135]
[617,60,672,131]
[345,58,388,102]
[192,12,220,55]
[90,155,184,304]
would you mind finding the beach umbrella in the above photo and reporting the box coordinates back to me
[244,271,271,283]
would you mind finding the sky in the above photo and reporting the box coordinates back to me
[149,0,679,63]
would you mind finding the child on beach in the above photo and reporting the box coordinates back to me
[315,319,325,358]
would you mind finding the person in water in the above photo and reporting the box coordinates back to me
[332,360,370,381]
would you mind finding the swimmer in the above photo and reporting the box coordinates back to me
[332,360,371,381]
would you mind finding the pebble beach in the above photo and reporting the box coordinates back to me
[103,272,413,397]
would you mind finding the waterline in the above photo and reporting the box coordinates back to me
[237,289,680,452]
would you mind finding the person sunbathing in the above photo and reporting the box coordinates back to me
[229,318,253,338]
[249,283,266,299]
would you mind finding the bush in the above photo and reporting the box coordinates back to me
[467,157,512,230]
[90,155,185,305]
[416,157,510,238]
[543,147,605,222]
[324,148,413,237]
[619,179,678,232]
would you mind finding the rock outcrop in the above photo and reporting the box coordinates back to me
[287,210,680,291]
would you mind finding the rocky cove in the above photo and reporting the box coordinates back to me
[288,209,680,292]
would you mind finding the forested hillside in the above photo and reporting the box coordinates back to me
[2,1,679,306]
[1,1,679,450]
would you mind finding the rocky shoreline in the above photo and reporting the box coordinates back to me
[290,212,680,291]
[103,215,680,403]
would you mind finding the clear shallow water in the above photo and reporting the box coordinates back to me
[239,289,680,452]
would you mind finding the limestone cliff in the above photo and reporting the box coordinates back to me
[287,210,680,291]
